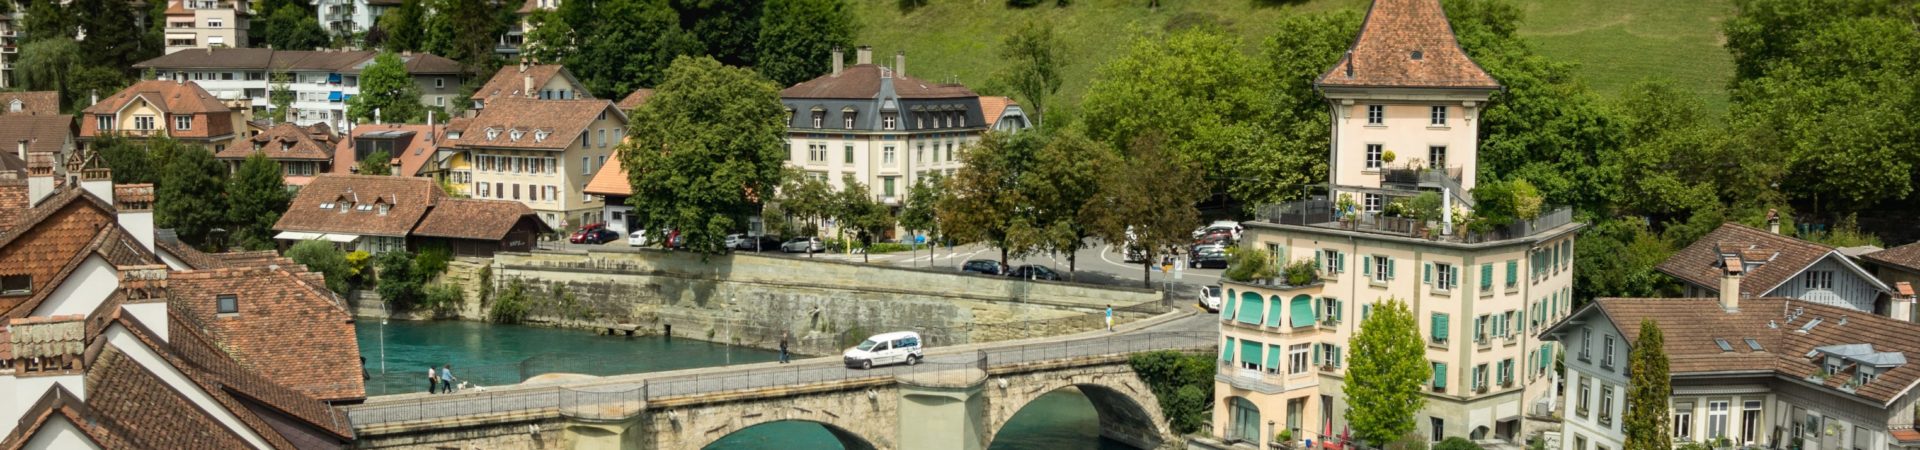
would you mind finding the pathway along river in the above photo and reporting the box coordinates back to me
[356,320,1134,449]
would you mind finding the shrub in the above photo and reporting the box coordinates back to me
[1385,432,1430,450]
[488,278,530,324]
[1006,0,1042,7]
[414,244,451,279]
[1435,437,1482,450]
[285,240,349,294]
[1128,350,1214,434]
[1223,248,1275,282]
[375,251,423,311]
[421,283,464,316]
[1282,258,1318,286]
[896,0,926,11]
[477,266,494,305]
[344,250,372,285]
[1407,191,1443,223]
[864,242,912,253]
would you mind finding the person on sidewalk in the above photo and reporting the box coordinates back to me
[779,333,791,364]
[1106,305,1114,332]
[427,366,438,394]
[439,364,454,394]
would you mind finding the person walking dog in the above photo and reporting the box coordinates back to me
[439,364,454,394]
[779,333,791,364]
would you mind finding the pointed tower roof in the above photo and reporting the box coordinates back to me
[1316,0,1500,90]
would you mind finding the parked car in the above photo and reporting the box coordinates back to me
[627,230,652,247]
[1189,247,1229,269]
[843,331,924,370]
[1007,265,1061,281]
[736,235,783,251]
[574,228,620,245]
[1193,220,1242,240]
[665,229,684,250]
[1198,285,1223,312]
[568,223,608,243]
[961,259,1008,276]
[724,234,747,249]
[1189,243,1227,258]
[781,237,824,253]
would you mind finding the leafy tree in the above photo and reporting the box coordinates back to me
[489,278,531,323]
[1251,9,1359,206]
[1344,297,1430,447]
[520,9,574,64]
[156,144,229,247]
[754,0,857,86]
[420,0,510,71]
[71,0,152,72]
[65,67,128,114]
[264,5,330,50]
[897,173,942,263]
[1082,134,1203,288]
[227,153,292,250]
[359,150,393,175]
[937,131,1042,266]
[286,240,351,294]
[672,0,763,67]
[1721,0,1905,82]
[377,0,427,52]
[777,171,835,243]
[21,0,75,43]
[16,38,82,103]
[375,251,424,311]
[269,71,296,124]
[1625,319,1672,450]
[992,22,1063,128]
[346,52,427,124]
[94,134,155,184]
[833,175,894,262]
[1022,129,1115,274]
[1126,350,1214,434]
[561,0,700,98]
[621,56,788,255]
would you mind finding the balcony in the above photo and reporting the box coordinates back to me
[1215,360,1291,394]
[1,45,14,54]
[1254,198,1577,245]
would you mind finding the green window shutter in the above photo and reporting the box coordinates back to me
[1432,313,1449,341]
[1267,296,1286,327]
[1388,258,1397,279]
[1315,250,1324,271]
[1545,345,1555,370]
[1552,295,1560,317]
[1313,297,1323,320]
[1363,256,1373,277]
[1337,252,1347,272]
[1290,296,1315,328]
[1425,263,1433,284]
[1361,304,1372,321]
[1434,362,1448,388]
[1222,291,1236,321]
[1241,340,1262,367]
[1313,344,1321,365]
[1333,346,1343,367]
[1335,300,1344,322]
[1237,293,1265,325]
[1506,260,1517,286]
[1268,344,1282,370]
[1223,337,1235,362]
[1481,264,1493,290]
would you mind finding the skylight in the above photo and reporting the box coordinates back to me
[1715,339,1733,352]
[1745,339,1764,351]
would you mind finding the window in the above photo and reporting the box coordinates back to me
[1476,315,1490,343]
[1431,263,1456,291]
[1575,435,1587,450]
[599,130,607,148]
[174,115,192,130]
[808,143,827,162]
[1497,359,1512,386]
[1506,260,1519,288]
[1366,105,1384,125]
[1431,361,1447,392]
[134,115,155,130]
[916,144,925,165]
[1602,335,1616,369]
[1430,105,1447,126]
[0,275,29,296]
[882,113,897,130]
[1364,193,1382,213]
[1370,255,1391,282]
[1429,146,1446,168]
[1853,426,1870,450]
[1289,343,1310,374]
[1576,376,1590,418]
[597,155,607,170]
[1581,328,1592,361]
[946,142,954,161]
[1599,385,1614,427]
[1430,313,1449,344]
[1707,401,1729,439]
[845,111,857,129]
[883,177,895,197]
[1320,249,1344,274]
[1472,364,1487,391]
[1742,401,1761,444]
[1805,270,1833,290]
[477,182,490,197]
[1229,398,1262,443]
[1365,144,1383,169]
[883,146,895,164]
[1674,402,1693,440]
[208,18,223,28]
[812,111,824,128]
[97,115,112,131]
[845,145,854,164]
[582,157,590,175]
[435,77,446,88]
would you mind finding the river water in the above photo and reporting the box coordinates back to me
[356,320,1135,449]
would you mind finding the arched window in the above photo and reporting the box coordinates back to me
[1236,292,1263,326]
[1222,289,1236,321]
[1289,295,1315,328]
[1229,397,1262,443]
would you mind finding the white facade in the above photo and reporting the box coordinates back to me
[163,0,251,54]
[1557,314,1628,450]
[147,61,462,130]
[314,0,389,38]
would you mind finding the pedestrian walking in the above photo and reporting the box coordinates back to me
[779,332,791,364]
[427,366,438,394]
[1105,304,1114,332]
[439,364,454,394]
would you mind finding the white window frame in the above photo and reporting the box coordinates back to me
[1602,335,1616,369]
[1707,400,1730,439]
[1806,270,1833,290]
[1434,263,1456,291]
[1363,193,1382,213]
[883,145,895,165]
[134,115,155,131]
[1366,105,1383,125]
[1365,144,1382,169]
[1288,343,1310,374]
[882,114,896,130]
[173,115,192,130]
[1674,403,1693,441]
[1430,105,1447,126]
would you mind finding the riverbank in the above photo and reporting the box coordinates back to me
[355,319,779,396]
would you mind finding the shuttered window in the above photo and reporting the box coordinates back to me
[1223,337,1235,362]
[1481,264,1494,291]
[1237,293,1265,326]
[1290,295,1315,328]
[1266,295,1286,327]
[1431,313,1450,343]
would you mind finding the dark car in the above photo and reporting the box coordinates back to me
[1007,265,1061,281]
[568,223,608,243]
[575,228,620,245]
[1189,248,1229,269]
[961,259,1008,276]
[736,235,785,251]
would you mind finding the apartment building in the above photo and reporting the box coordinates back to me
[444,97,626,229]
[215,122,338,185]
[469,63,592,112]
[314,0,397,38]
[780,46,1022,206]
[1201,0,1582,447]
[1544,287,1920,450]
[162,0,251,54]
[78,80,249,153]
[133,48,466,129]
[1660,223,1893,315]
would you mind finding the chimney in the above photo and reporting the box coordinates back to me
[1896,282,1917,323]
[1767,208,1780,234]
[118,265,170,342]
[856,45,873,65]
[80,165,113,206]
[1344,51,1354,77]
[14,140,24,161]
[895,50,906,78]
[25,151,54,206]
[1719,256,1743,312]
[374,108,382,125]
[427,110,435,145]
[90,90,99,107]
[524,74,533,96]
[830,47,844,77]
[113,184,156,252]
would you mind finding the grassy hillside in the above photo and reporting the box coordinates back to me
[1513,0,1736,113]
[850,0,1735,115]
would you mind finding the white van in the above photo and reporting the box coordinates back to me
[843,331,924,370]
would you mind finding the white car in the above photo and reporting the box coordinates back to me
[843,331,924,370]
[1199,285,1222,312]
[627,230,653,247]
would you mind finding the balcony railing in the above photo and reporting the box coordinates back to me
[1254,197,1576,244]
[1383,166,1463,186]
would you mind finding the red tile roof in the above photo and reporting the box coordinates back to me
[0,187,159,318]
[169,266,364,402]
[617,88,655,112]
[446,97,620,151]
[979,96,1015,126]
[411,198,547,240]
[1864,241,1920,275]
[0,115,73,161]
[0,92,62,116]
[0,387,132,450]
[0,179,26,229]
[1315,0,1500,90]
[272,174,445,238]
[331,123,443,177]
[475,64,588,105]
[582,153,629,197]
[1657,223,1855,296]
[229,122,339,161]
[781,65,979,99]
[80,80,230,116]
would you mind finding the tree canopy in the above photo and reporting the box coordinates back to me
[754,0,857,86]
[620,56,788,255]
[1344,297,1430,447]
[346,52,428,123]
[1082,133,1203,287]
[937,131,1041,266]
[227,153,292,251]
[1625,319,1672,450]
[156,143,229,248]
[992,22,1063,129]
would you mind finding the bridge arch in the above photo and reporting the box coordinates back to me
[985,363,1170,449]
[701,420,879,450]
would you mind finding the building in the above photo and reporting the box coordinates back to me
[314,0,397,39]
[1658,223,1892,315]
[583,153,631,234]
[1200,0,1581,447]
[133,48,467,129]
[0,17,18,89]
[469,63,592,112]
[443,97,626,229]
[780,46,1022,205]
[218,122,339,185]
[1862,242,1920,299]
[271,173,548,255]
[0,114,75,179]
[78,80,249,154]
[616,87,654,116]
[162,0,252,54]
[0,92,61,116]
[978,96,1031,133]
[331,121,445,178]
[1543,284,1920,450]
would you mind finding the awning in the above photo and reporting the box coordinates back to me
[273,231,361,243]
[316,233,359,243]
[328,91,344,102]
[327,73,342,84]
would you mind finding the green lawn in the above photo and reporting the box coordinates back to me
[851,0,1735,114]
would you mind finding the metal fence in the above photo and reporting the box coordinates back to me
[1254,199,1576,244]
[347,330,1216,427]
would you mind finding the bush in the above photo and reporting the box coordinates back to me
[1006,0,1042,7]
[1385,432,1430,450]
[1223,248,1275,282]
[375,251,423,311]
[1435,437,1482,450]
[863,242,912,253]
[414,244,451,279]
[421,283,464,316]
[488,278,530,324]
[1128,350,1214,434]
[1282,258,1318,286]
[344,250,372,286]
[285,240,350,294]
[896,0,925,11]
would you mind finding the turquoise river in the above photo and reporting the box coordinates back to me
[356,320,1133,449]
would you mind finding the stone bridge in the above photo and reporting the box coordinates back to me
[347,328,1212,450]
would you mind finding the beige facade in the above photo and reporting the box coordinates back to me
[786,132,974,204]
[1325,89,1492,215]
[163,1,250,54]
[463,114,624,229]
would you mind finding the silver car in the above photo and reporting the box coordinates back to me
[781,237,824,253]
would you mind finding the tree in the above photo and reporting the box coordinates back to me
[65,67,128,113]
[71,0,152,72]
[993,22,1063,128]
[754,0,857,86]
[227,153,291,250]
[672,0,763,67]
[347,52,427,124]
[520,9,574,64]
[621,56,788,255]
[375,251,424,311]
[264,5,329,50]
[421,0,510,71]
[897,173,942,265]
[15,38,82,109]
[377,0,427,52]
[358,150,393,175]
[1023,129,1115,274]
[1625,319,1672,450]
[776,170,835,243]
[833,175,894,262]
[269,71,296,124]
[560,0,700,98]
[286,240,351,294]
[1082,134,1203,288]
[156,143,229,247]
[93,134,155,184]
[1344,297,1430,447]
[937,131,1042,267]
[21,0,75,44]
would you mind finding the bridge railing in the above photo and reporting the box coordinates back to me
[984,330,1217,367]
[559,386,646,421]
[347,386,562,426]
[641,354,988,402]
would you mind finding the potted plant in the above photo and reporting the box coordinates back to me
[1336,193,1358,228]
[1275,429,1296,449]
[1381,150,1397,165]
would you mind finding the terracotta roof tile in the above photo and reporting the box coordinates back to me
[331,123,444,177]
[0,180,25,228]
[583,153,629,196]
[0,386,133,450]
[1315,0,1500,89]
[445,97,620,151]
[781,65,979,99]
[273,174,444,237]
[979,96,1014,126]
[411,198,546,240]
[1657,223,1844,296]
[156,229,229,270]
[0,187,136,318]
[170,266,364,402]
[0,92,62,116]
[80,80,230,116]
[229,122,339,161]
[617,88,655,112]
[475,65,588,105]
[0,115,72,161]
[84,347,262,449]
[160,312,354,440]
[1864,241,1920,275]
